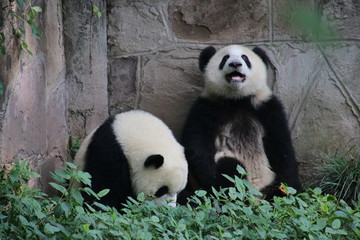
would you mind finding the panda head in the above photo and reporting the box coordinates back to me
[132,150,188,207]
[199,45,272,104]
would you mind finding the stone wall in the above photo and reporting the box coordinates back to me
[0,0,359,191]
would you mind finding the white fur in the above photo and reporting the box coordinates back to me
[72,128,98,188]
[112,110,188,202]
[73,110,188,206]
[202,45,271,105]
[214,122,275,191]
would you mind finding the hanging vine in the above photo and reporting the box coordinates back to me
[0,0,42,57]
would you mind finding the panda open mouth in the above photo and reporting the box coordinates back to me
[225,71,246,83]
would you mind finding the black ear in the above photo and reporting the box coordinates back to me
[144,154,164,169]
[199,46,216,73]
[253,47,270,68]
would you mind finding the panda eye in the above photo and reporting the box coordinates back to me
[219,55,230,70]
[241,55,251,68]
[155,186,169,197]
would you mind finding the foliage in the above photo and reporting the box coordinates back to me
[92,5,103,18]
[0,162,359,239]
[68,137,82,160]
[280,0,338,42]
[317,146,360,205]
[0,0,42,57]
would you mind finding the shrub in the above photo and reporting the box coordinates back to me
[0,161,359,239]
[317,146,360,204]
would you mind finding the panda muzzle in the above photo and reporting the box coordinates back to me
[225,71,246,83]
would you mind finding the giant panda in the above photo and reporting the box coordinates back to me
[73,110,188,209]
[180,45,302,200]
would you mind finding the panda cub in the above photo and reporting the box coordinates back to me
[73,110,188,209]
[181,45,302,199]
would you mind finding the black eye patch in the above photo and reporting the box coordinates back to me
[154,186,168,198]
[219,55,230,70]
[241,55,251,69]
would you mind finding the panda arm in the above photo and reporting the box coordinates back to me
[256,96,302,191]
[181,98,222,189]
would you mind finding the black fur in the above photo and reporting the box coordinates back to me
[241,55,251,69]
[216,157,245,189]
[253,47,270,68]
[181,96,302,199]
[82,116,132,210]
[199,46,216,72]
[219,55,230,70]
[144,154,164,169]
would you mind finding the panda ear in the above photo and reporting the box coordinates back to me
[199,46,216,73]
[144,154,164,169]
[252,47,270,68]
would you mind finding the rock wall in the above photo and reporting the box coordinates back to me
[0,0,67,193]
[0,0,359,191]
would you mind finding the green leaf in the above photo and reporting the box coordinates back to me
[83,224,90,232]
[236,165,246,175]
[18,215,29,225]
[320,203,329,213]
[21,41,33,56]
[98,189,110,198]
[195,190,207,197]
[60,202,72,217]
[0,32,5,44]
[332,219,341,229]
[65,162,77,169]
[70,188,84,205]
[136,192,145,202]
[49,182,67,194]
[31,6,42,13]
[0,46,5,57]
[0,81,4,96]
[93,202,110,211]
[83,187,99,199]
[151,216,159,223]
[44,223,61,234]
[54,169,71,180]
[93,5,99,12]
[16,0,26,10]
[77,171,92,186]
[31,22,42,39]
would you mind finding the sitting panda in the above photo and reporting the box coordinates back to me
[181,45,302,200]
[73,110,188,209]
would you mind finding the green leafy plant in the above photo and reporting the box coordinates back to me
[280,0,337,42]
[68,137,82,160]
[92,5,103,18]
[1,0,42,57]
[317,146,360,205]
[1,161,359,239]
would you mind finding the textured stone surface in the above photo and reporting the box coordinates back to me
[137,46,203,138]
[0,1,67,190]
[108,57,138,115]
[321,0,360,40]
[169,0,269,42]
[108,0,172,56]
[63,0,108,138]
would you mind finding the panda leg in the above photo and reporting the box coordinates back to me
[215,157,245,189]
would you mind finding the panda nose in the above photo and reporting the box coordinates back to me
[229,62,242,69]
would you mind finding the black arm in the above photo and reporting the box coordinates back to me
[256,96,302,191]
[181,97,222,189]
